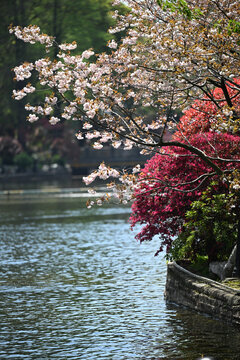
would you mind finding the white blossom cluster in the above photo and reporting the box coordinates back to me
[9,25,53,47]
[83,162,120,186]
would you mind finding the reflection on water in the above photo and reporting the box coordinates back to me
[0,194,240,359]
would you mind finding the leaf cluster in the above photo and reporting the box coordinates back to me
[156,0,197,19]
[131,132,240,255]
[168,184,237,262]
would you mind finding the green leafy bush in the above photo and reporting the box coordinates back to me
[51,154,65,166]
[168,184,237,262]
[13,152,33,172]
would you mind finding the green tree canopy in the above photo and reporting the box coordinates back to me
[0,0,116,155]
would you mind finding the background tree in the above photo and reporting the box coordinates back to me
[0,0,116,165]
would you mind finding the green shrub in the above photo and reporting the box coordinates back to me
[168,185,237,262]
[13,152,33,172]
[51,154,65,166]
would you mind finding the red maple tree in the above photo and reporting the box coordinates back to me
[130,132,240,255]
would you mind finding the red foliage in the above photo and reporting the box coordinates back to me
[175,79,240,139]
[130,133,240,255]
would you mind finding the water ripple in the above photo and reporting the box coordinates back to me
[0,198,240,359]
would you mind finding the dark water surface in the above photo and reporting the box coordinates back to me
[0,192,240,359]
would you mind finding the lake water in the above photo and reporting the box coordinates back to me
[1,189,240,359]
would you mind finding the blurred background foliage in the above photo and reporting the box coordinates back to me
[0,0,125,172]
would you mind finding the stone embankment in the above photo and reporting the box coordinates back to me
[165,261,240,326]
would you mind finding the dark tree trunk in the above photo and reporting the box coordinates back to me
[14,0,27,149]
[232,209,240,277]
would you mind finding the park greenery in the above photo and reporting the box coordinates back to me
[9,0,240,274]
[1,0,120,169]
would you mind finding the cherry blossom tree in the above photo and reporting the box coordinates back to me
[9,0,240,268]
[9,1,240,183]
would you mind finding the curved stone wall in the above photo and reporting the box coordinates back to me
[165,261,240,326]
